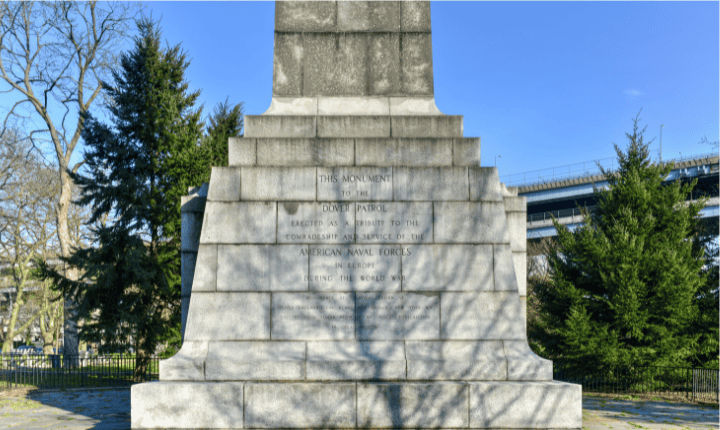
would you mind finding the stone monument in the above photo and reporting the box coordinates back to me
[132,2,582,428]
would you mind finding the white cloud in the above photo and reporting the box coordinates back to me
[624,89,644,97]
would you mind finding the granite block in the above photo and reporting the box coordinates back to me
[356,292,440,340]
[159,341,208,381]
[356,202,432,243]
[273,33,303,96]
[391,116,462,138]
[440,292,526,340]
[272,292,355,340]
[271,245,310,291]
[228,137,256,166]
[402,245,493,291]
[338,1,401,32]
[389,97,444,115]
[356,138,452,166]
[393,167,468,201]
[453,137,480,167]
[401,1,431,32]
[307,341,406,380]
[131,382,244,429]
[192,245,217,291]
[401,33,434,95]
[470,381,582,428]
[184,292,270,341]
[181,195,206,214]
[278,202,355,244]
[262,97,318,115]
[317,97,390,116]
[406,340,507,380]
[241,167,316,200]
[304,33,366,96]
[309,244,402,291]
[275,1,336,32]
[217,245,268,291]
[207,167,241,202]
[257,138,353,166]
[504,195,527,212]
[433,202,511,244]
[503,340,553,381]
[358,383,468,428]
[318,116,391,138]
[317,167,393,201]
[205,341,305,381]
[180,210,202,251]
[181,251,197,295]
[180,294,190,340]
[494,244,519,292]
[369,34,401,95]
[469,167,503,201]
[200,202,276,244]
[244,115,316,138]
[513,251,527,297]
[507,211,528,251]
[245,383,356,428]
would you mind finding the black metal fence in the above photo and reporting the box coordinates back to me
[0,353,159,390]
[554,362,719,403]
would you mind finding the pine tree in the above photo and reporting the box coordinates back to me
[43,17,206,381]
[203,98,244,168]
[534,112,710,372]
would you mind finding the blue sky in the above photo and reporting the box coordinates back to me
[81,1,720,183]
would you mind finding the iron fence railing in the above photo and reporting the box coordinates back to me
[0,353,159,390]
[527,207,588,223]
[554,362,719,404]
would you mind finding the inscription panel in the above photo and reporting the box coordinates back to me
[317,167,393,201]
[356,293,439,339]
[278,202,356,243]
[272,293,355,340]
[308,245,405,291]
[355,202,432,243]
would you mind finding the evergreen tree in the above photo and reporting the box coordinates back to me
[202,98,244,168]
[534,112,710,371]
[43,17,205,380]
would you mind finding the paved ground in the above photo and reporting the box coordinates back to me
[0,388,717,430]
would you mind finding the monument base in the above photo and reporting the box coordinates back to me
[131,380,581,429]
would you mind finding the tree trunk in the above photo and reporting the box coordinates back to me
[57,168,79,364]
[1,296,23,353]
[134,337,151,383]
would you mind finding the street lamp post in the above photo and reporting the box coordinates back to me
[495,155,501,167]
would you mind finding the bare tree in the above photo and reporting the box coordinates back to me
[0,1,140,356]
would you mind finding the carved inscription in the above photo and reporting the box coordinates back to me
[355,202,432,243]
[272,293,355,340]
[356,293,440,339]
[278,202,356,243]
[307,245,407,291]
[317,167,393,200]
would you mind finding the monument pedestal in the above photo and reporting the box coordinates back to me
[132,2,581,428]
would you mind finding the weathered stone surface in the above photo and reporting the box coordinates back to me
[207,167,241,202]
[441,292,526,340]
[406,341,507,381]
[391,116,462,138]
[402,245,493,291]
[180,210,202,251]
[228,137,256,166]
[205,341,305,381]
[401,1,431,32]
[131,382,244,429]
[393,167,468,200]
[262,97,318,116]
[493,244,519,292]
[275,1,336,32]
[504,195,527,212]
[245,383,356,428]
[338,1,400,32]
[272,292,355,340]
[401,33,434,95]
[470,381,582,428]
[181,251,197,295]
[200,202,276,244]
[358,383,468,428]
[356,138,449,166]
[217,245,308,291]
[356,202,432,243]
[305,33,367,96]
[184,292,270,341]
[434,202,511,244]
[389,97,444,115]
[318,116,390,138]
[317,167,393,201]
[241,167,316,200]
[272,33,303,96]
[257,138,354,166]
[504,340,553,381]
[318,97,390,116]
[159,341,208,381]
[278,202,355,244]
[506,211,528,251]
[369,34,401,95]
[454,137,480,167]
[245,115,316,138]
[307,341,406,380]
[192,245,217,291]
[469,167,503,201]
[356,292,440,340]
[513,250,527,297]
[309,244,402,291]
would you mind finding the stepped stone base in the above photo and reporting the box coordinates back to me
[131,381,581,429]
